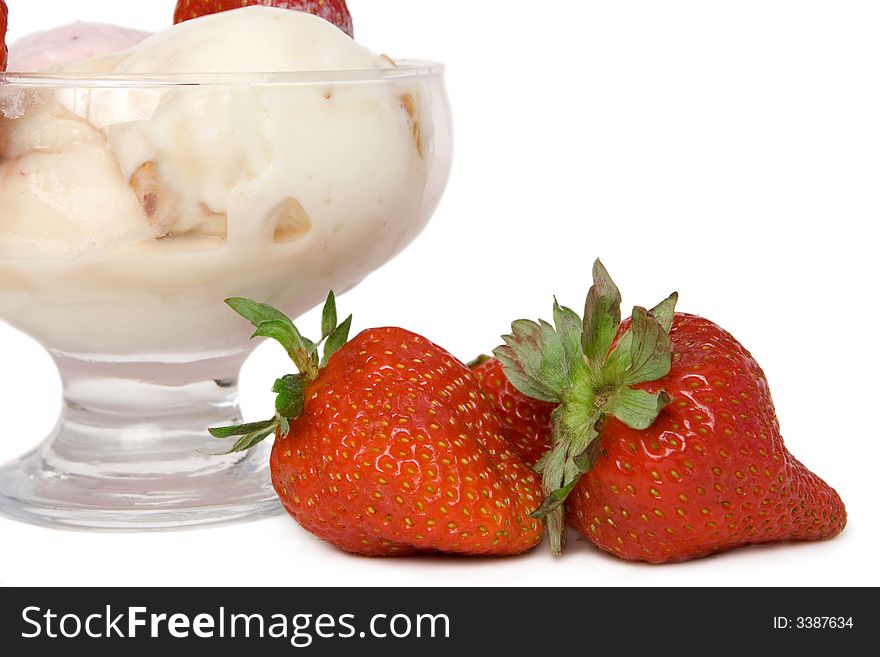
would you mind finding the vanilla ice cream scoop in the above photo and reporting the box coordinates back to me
[56,7,425,247]
[6,22,150,72]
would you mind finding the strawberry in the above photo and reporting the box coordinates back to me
[211,293,544,556]
[470,355,554,467]
[496,260,846,561]
[173,0,354,38]
[1,1,8,71]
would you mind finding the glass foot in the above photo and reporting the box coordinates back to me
[0,352,283,530]
[0,440,279,531]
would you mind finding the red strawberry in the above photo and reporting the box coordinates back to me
[173,0,354,38]
[496,260,846,561]
[211,293,544,556]
[1,1,8,71]
[471,355,554,467]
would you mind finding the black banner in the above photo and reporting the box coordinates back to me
[0,587,869,654]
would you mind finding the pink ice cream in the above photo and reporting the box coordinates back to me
[7,22,150,72]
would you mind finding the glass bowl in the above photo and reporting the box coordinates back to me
[0,61,452,530]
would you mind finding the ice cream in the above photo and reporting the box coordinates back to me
[55,7,418,246]
[0,99,154,255]
[6,22,150,72]
[0,7,447,357]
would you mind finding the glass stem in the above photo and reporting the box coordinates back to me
[48,351,248,475]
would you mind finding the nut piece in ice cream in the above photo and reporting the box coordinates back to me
[270,198,312,244]
[130,161,180,238]
[131,161,229,241]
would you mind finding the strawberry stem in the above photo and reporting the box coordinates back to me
[495,260,677,554]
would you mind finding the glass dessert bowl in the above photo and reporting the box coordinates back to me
[0,64,452,530]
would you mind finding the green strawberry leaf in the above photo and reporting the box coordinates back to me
[572,442,598,473]
[322,314,352,367]
[532,450,552,474]
[650,292,679,334]
[620,306,672,386]
[321,291,338,341]
[530,479,579,519]
[250,319,302,355]
[553,297,584,367]
[581,259,622,364]
[273,374,305,420]
[495,319,571,403]
[227,298,317,376]
[605,388,672,430]
[603,294,677,383]
[226,297,296,331]
[225,424,278,454]
[564,421,600,480]
[209,419,277,439]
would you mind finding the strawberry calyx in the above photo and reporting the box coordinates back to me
[494,260,677,554]
[466,354,492,369]
[208,292,352,453]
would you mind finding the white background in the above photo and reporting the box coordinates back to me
[0,0,876,586]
